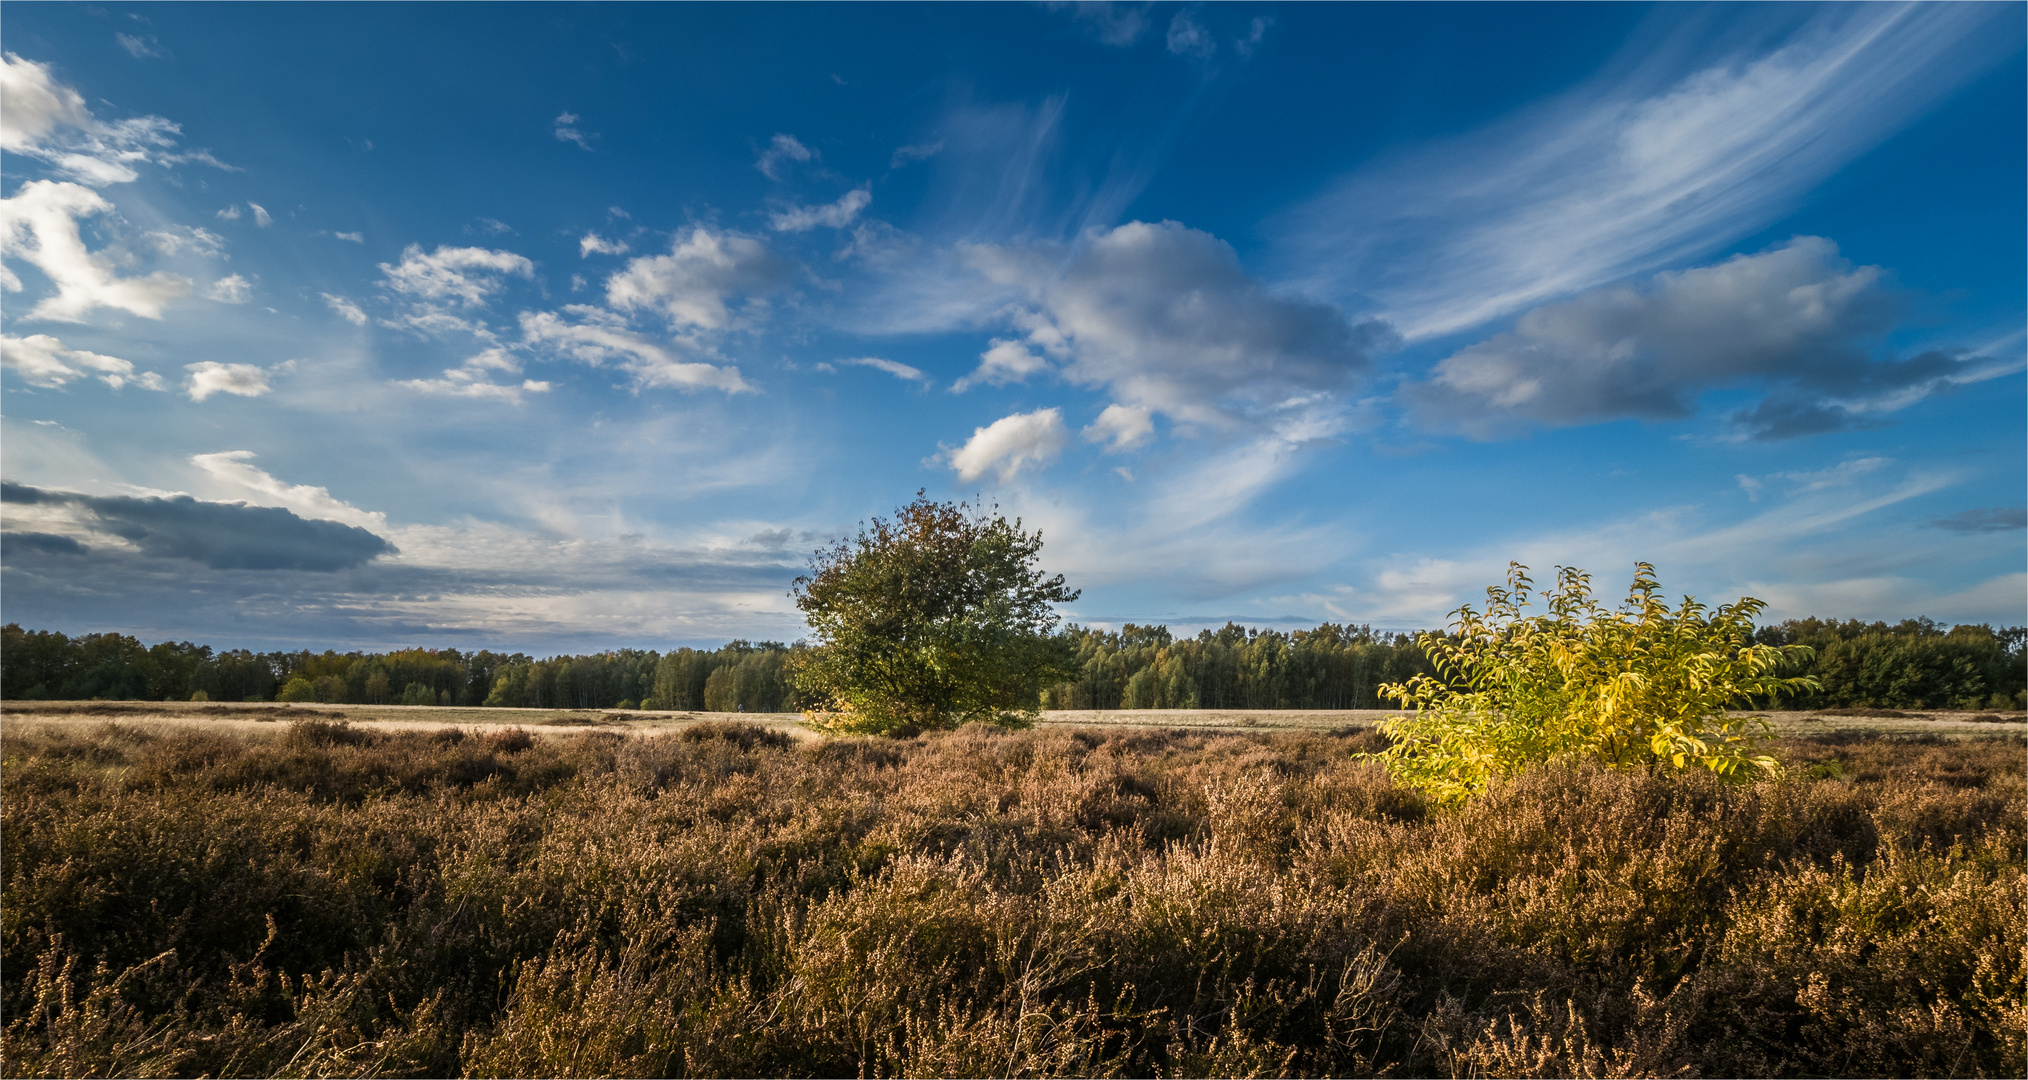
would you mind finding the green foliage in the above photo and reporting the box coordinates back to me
[1042,620,1435,710]
[3,723,2020,1077]
[791,492,1080,735]
[1373,563,1819,806]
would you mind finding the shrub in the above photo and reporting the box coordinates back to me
[1373,563,1817,805]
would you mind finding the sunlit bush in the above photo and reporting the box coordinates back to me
[1374,563,1819,805]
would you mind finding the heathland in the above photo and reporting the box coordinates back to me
[2,713,2020,1077]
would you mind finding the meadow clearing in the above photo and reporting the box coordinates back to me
[1,703,2021,1078]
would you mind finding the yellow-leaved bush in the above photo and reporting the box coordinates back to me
[1371,563,1818,805]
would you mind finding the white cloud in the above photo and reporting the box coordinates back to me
[769,186,872,232]
[322,293,369,325]
[604,227,792,331]
[332,231,363,243]
[247,202,271,227]
[952,339,1052,392]
[1403,237,1995,439]
[554,111,594,151]
[378,244,534,306]
[1082,403,1153,451]
[838,356,926,382]
[755,133,814,180]
[964,220,1392,426]
[143,225,225,257]
[1059,2,1153,47]
[116,33,165,59]
[396,346,551,403]
[1,332,162,390]
[0,179,192,321]
[0,53,216,186]
[185,361,270,401]
[205,273,252,304]
[520,308,752,393]
[215,204,240,221]
[889,141,943,169]
[1278,4,2019,340]
[1166,10,1215,58]
[579,232,629,258]
[946,407,1068,482]
[190,451,388,531]
[1234,17,1271,58]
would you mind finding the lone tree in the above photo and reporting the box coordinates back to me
[791,492,1080,735]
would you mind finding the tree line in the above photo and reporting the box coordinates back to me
[2,616,2021,712]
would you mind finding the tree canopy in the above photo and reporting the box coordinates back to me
[790,493,1079,735]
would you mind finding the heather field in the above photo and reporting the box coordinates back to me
[2,713,2021,1078]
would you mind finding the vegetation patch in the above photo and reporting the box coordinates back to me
[3,720,2019,1077]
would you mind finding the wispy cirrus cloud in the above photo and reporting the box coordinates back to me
[1276,3,2020,340]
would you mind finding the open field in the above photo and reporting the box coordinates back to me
[2,713,2021,1077]
[5,699,2022,740]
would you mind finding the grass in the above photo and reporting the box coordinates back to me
[1,714,2021,1077]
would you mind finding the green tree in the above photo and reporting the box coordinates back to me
[1370,563,1817,806]
[791,492,1080,735]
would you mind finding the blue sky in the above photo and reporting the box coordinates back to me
[2,2,2023,652]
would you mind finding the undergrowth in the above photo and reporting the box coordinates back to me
[2,720,2020,1077]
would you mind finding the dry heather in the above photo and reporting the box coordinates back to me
[2,719,2021,1078]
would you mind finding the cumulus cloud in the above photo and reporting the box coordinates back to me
[322,293,369,325]
[205,273,251,303]
[1402,237,1993,439]
[0,480,395,571]
[769,186,872,232]
[579,231,629,257]
[185,361,270,401]
[520,307,752,393]
[1,332,163,390]
[0,179,193,320]
[755,133,814,179]
[964,220,1393,425]
[0,53,221,186]
[946,407,1068,482]
[378,244,535,306]
[838,356,926,382]
[952,339,1052,392]
[1082,403,1154,451]
[604,228,793,331]
[396,346,551,403]
[1932,507,2026,534]
[554,111,594,151]
[248,202,271,227]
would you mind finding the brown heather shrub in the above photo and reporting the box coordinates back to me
[2,719,2021,1077]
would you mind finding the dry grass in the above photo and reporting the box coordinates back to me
[2,719,2020,1078]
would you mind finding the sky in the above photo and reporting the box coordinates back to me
[1,1,2023,653]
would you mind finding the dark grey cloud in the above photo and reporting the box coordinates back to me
[1,531,86,556]
[0,482,396,571]
[1401,237,1985,440]
[1932,507,2027,534]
